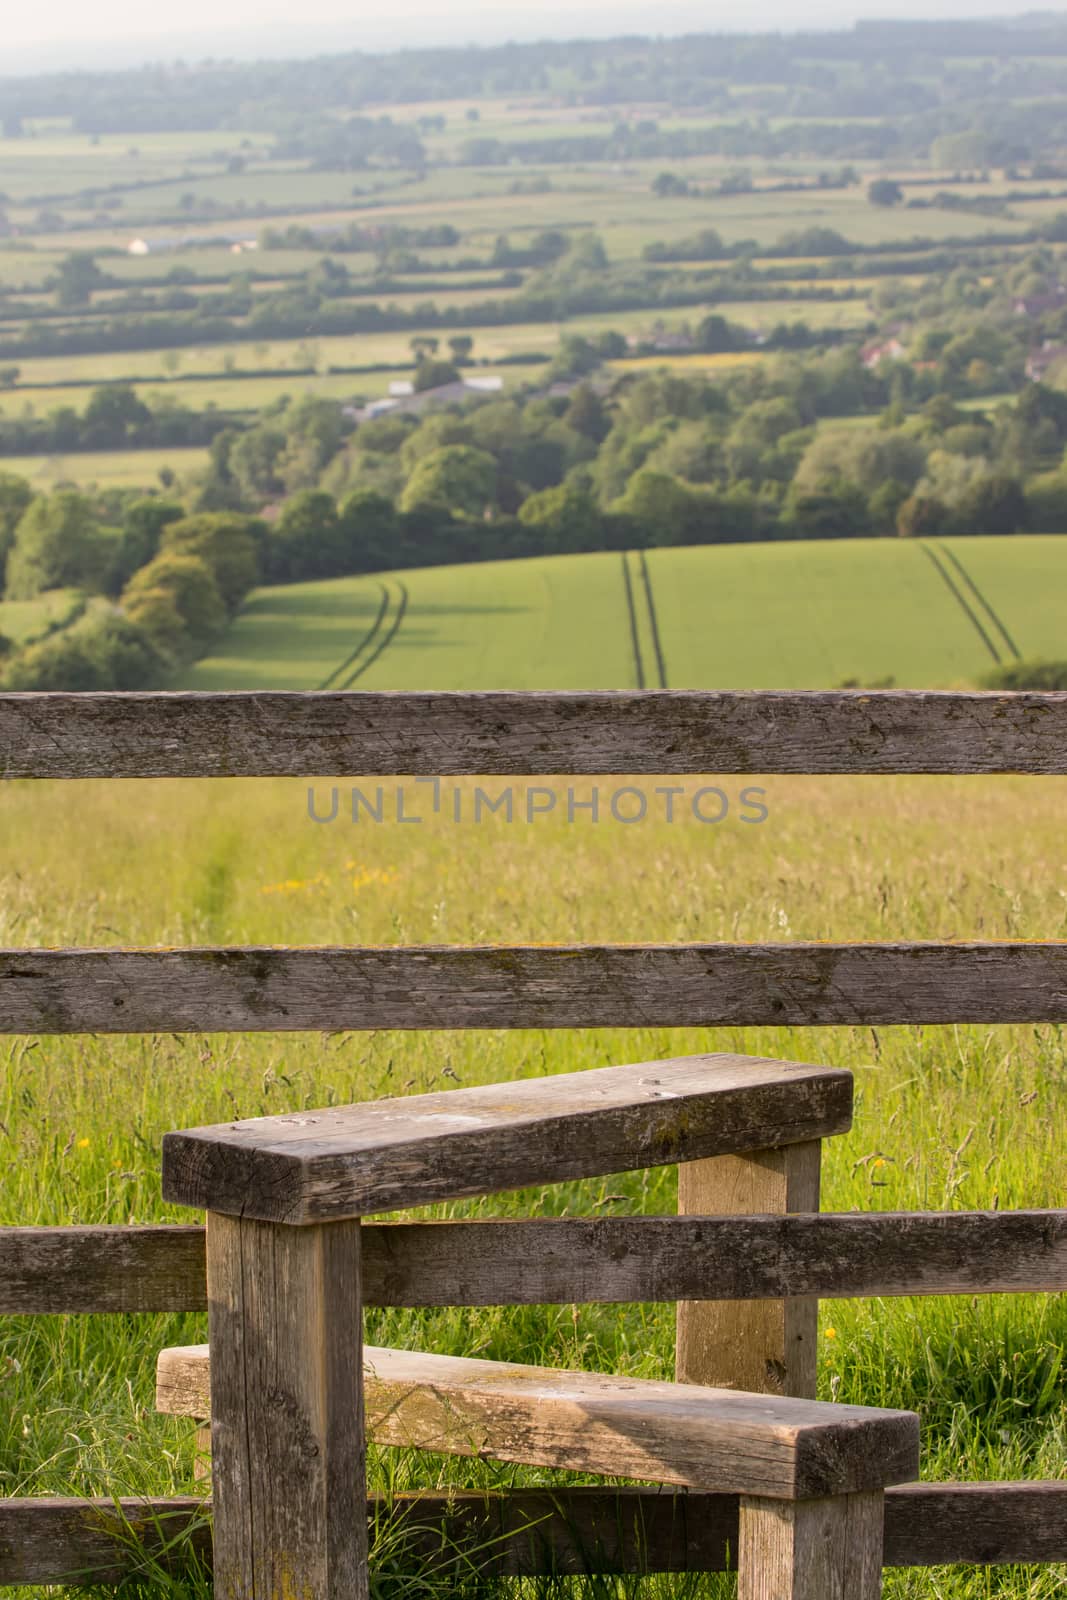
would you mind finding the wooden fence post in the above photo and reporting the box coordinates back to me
[205,1211,368,1600]
[676,1141,821,1397]
[738,1492,884,1599]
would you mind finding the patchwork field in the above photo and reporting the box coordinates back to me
[180,536,1067,693]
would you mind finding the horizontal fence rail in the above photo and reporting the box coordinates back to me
[1,943,1067,1031]
[5,1212,1067,1314]
[3,1484,1067,1586]
[0,690,1066,777]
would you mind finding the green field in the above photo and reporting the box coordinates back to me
[0,586,81,644]
[181,536,1067,693]
[0,446,209,489]
[181,552,636,690]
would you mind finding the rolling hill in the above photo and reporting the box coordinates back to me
[179,535,1067,692]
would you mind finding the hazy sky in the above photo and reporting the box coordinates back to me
[4,1,1063,71]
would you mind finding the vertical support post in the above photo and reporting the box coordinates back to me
[206,1210,368,1600]
[676,1140,821,1397]
[193,1423,212,1483]
[737,1492,884,1600]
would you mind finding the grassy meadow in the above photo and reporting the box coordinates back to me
[179,536,1067,693]
[1,771,1065,1597]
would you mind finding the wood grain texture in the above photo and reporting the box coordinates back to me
[0,690,1065,777]
[8,1210,1067,1314]
[158,1342,919,1501]
[0,1225,206,1313]
[0,1496,212,1585]
[9,1209,1067,1313]
[883,1480,1067,1565]
[4,943,1067,1035]
[677,1143,821,1398]
[5,1483,1067,1583]
[205,1213,368,1600]
[738,1492,883,1600]
[162,1055,851,1221]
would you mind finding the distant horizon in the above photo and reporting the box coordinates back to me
[4,4,1066,77]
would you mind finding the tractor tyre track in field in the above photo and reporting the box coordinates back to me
[317,582,391,690]
[338,580,409,688]
[638,551,669,688]
[918,542,1003,665]
[621,552,647,689]
[934,542,1022,662]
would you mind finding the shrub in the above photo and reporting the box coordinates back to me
[980,659,1067,690]
[1,612,171,690]
[5,490,110,599]
[123,552,227,649]
[161,512,262,612]
[120,585,191,667]
[105,498,185,595]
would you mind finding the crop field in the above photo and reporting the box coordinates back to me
[0,320,573,391]
[0,362,550,420]
[180,536,1067,694]
[936,535,1067,661]
[181,552,636,691]
[32,187,1005,261]
[0,446,210,489]
[5,146,1041,263]
[3,767,1067,1599]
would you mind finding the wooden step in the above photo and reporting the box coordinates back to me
[157,1343,918,1502]
[161,1052,851,1221]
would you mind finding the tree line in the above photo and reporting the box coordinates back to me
[5,343,1067,688]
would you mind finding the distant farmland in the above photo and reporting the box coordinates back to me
[179,535,1067,692]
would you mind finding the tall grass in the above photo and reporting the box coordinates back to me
[1,772,1065,1596]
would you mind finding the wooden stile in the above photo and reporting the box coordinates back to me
[677,1142,821,1398]
[158,1341,920,1503]
[162,1054,851,1221]
[5,687,1067,1593]
[205,1213,368,1600]
[738,1492,884,1600]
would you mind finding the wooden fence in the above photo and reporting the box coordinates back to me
[1,689,1066,1591]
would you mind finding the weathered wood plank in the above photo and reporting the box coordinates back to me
[883,1480,1067,1565]
[677,1142,821,1398]
[4,1483,1067,1584]
[392,1481,1067,1571]
[0,1497,212,1586]
[337,1208,1067,1304]
[738,1492,883,1599]
[0,1225,206,1314]
[205,1213,368,1600]
[158,1342,919,1501]
[3,943,1067,1034]
[0,690,1065,777]
[7,1209,1067,1314]
[162,1055,851,1221]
